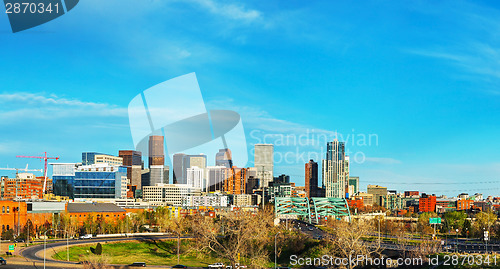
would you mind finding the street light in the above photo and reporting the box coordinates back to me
[44,228,69,269]
[274,232,280,269]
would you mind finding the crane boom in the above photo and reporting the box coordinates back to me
[16,152,59,194]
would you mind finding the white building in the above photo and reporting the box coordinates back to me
[143,184,201,206]
[234,194,254,206]
[182,194,229,207]
[186,166,205,190]
[206,166,227,192]
[254,144,274,188]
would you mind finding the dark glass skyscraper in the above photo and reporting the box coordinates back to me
[215,148,233,168]
[305,159,318,198]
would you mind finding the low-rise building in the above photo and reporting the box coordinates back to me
[143,184,201,206]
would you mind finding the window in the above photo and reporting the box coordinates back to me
[6,207,9,213]
[1,206,4,213]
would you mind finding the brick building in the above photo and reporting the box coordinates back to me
[419,194,437,212]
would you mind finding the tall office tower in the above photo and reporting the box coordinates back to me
[172,153,187,184]
[305,159,318,198]
[119,150,142,193]
[254,144,274,188]
[148,136,165,166]
[322,140,347,198]
[223,167,247,195]
[348,176,359,197]
[215,148,233,168]
[206,166,226,192]
[344,156,350,197]
[148,136,165,186]
[186,166,204,190]
[185,154,207,170]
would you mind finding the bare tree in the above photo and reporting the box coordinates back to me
[191,209,274,268]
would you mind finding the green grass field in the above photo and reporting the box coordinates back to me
[52,239,219,267]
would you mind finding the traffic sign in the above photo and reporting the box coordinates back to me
[429,217,442,224]
[8,245,14,252]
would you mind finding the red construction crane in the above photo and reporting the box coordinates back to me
[16,152,59,194]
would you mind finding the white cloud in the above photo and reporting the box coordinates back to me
[187,0,261,22]
[0,92,127,123]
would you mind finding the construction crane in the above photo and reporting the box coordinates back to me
[16,152,59,194]
[0,164,43,175]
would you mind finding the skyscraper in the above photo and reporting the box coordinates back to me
[254,144,274,188]
[186,166,204,190]
[206,166,227,192]
[172,153,187,184]
[119,150,142,194]
[322,140,348,198]
[148,136,165,166]
[215,148,233,168]
[148,136,165,186]
[305,159,318,198]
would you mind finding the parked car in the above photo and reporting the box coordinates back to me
[308,227,314,231]
[13,238,25,243]
[0,257,6,265]
[208,263,225,268]
[129,262,147,267]
[172,265,187,268]
[79,234,93,239]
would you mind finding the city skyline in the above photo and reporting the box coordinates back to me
[1,0,500,196]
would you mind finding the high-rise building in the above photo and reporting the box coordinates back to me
[186,166,204,190]
[148,136,165,187]
[216,148,233,168]
[322,140,347,198]
[223,167,247,195]
[206,166,226,192]
[119,150,142,194]
[348,176,359,197]
[148,136,165,166]
[172,153,187,184]
[305,159,318,198]
[254,144,274,188]
[367,185,387,206]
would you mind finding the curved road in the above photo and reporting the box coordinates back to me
[21,235,188,263]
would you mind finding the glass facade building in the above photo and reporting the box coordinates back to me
[74,166,127,199]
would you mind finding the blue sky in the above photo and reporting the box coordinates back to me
[1,0,500,196]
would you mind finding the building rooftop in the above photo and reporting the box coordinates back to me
[67,203,125,213]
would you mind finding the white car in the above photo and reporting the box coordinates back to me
[79,234,93,239]
[208,263,224,268]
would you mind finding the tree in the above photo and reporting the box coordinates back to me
[168,216,189,264]
[443,211,467,232]
[322,219,381,269]
[191,210,274,268]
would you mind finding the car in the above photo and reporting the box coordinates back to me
[308,227,314,231]
[129,262,147,267]
[0,257,6,265]
[13,238,25,243]
[172,265,187,268]
[208,263,225,268]
[79,234,93,239]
